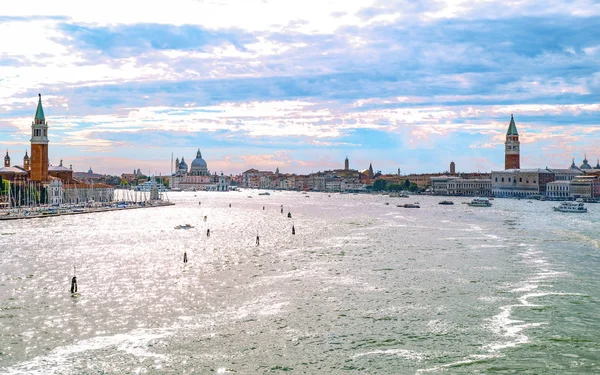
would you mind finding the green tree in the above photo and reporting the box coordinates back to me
[403,179,411,189]
[387,183,402,192]
[372,179,387,191]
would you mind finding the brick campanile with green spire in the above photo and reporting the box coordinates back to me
[504,114,520,170]
[30,93,49,182]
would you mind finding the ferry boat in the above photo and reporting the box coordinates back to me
[553,201,587,213]
[467,197,492,207]
[439,200,454,205]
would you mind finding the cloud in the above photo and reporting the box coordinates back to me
[1,1,599,174]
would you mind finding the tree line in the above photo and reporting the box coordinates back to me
[370,178,420,192]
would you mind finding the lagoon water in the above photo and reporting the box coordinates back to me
[1,191,599,374]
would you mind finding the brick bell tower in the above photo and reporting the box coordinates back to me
[504,114,520,170]
[30,93,49,182]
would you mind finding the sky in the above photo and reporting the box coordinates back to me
[0,0,599,176]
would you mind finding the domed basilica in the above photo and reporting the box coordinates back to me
[172,149,229,191]
[175,149,209,177]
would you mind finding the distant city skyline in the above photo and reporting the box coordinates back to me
[0,1,599,175]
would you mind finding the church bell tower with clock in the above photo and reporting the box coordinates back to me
[504,114,520,170]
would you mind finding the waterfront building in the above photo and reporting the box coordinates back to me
[431,176,452,195]
[431,176,492,196]
[308,172,326,191]
[326,178,342,192]
[550,165,583,181]
[404,173,446,189]
[570,175,600,198]
[491,169,555,197]
[546,180,571,199]
[505,114,520,170]
[341,180,366,192]
[49,179,64,205]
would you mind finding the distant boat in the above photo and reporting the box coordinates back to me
[439,200,454,205]
[175,224,194,229]
[398,203,420,208]
[468,197,492,207]
[258,192,270,195]
[389,192,409,198]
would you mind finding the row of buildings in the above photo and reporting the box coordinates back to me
[430,115,600,199]
[0,95,114,207]
[238,157,377,192]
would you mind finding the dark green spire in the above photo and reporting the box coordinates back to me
[506,114,518,136]
[35,93,45,122]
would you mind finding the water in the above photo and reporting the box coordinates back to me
[1,192,599,374]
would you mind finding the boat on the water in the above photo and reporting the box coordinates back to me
[175,224,194,229]
[258,192,270,196]
[553,201,587,213]
[439,200,454,205]
[389,192,409,198]
[468,197,492,207]
[398,203,420,208]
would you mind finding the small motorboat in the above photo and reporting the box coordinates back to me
[398,204,420,208]
[175,224,194,229]
[258,192,270,196]
[439,200,454,205]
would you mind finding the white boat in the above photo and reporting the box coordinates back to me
[468,197,492,207]
[553,201,587,213]
[389,192,409,198]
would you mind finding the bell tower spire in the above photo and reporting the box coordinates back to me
[504,114,520,170]
[30,93,50,182]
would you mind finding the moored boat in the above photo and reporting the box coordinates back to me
[553,201,587,213]
[467,197,492,207]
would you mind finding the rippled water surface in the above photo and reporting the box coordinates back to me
[1,191,599,374]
